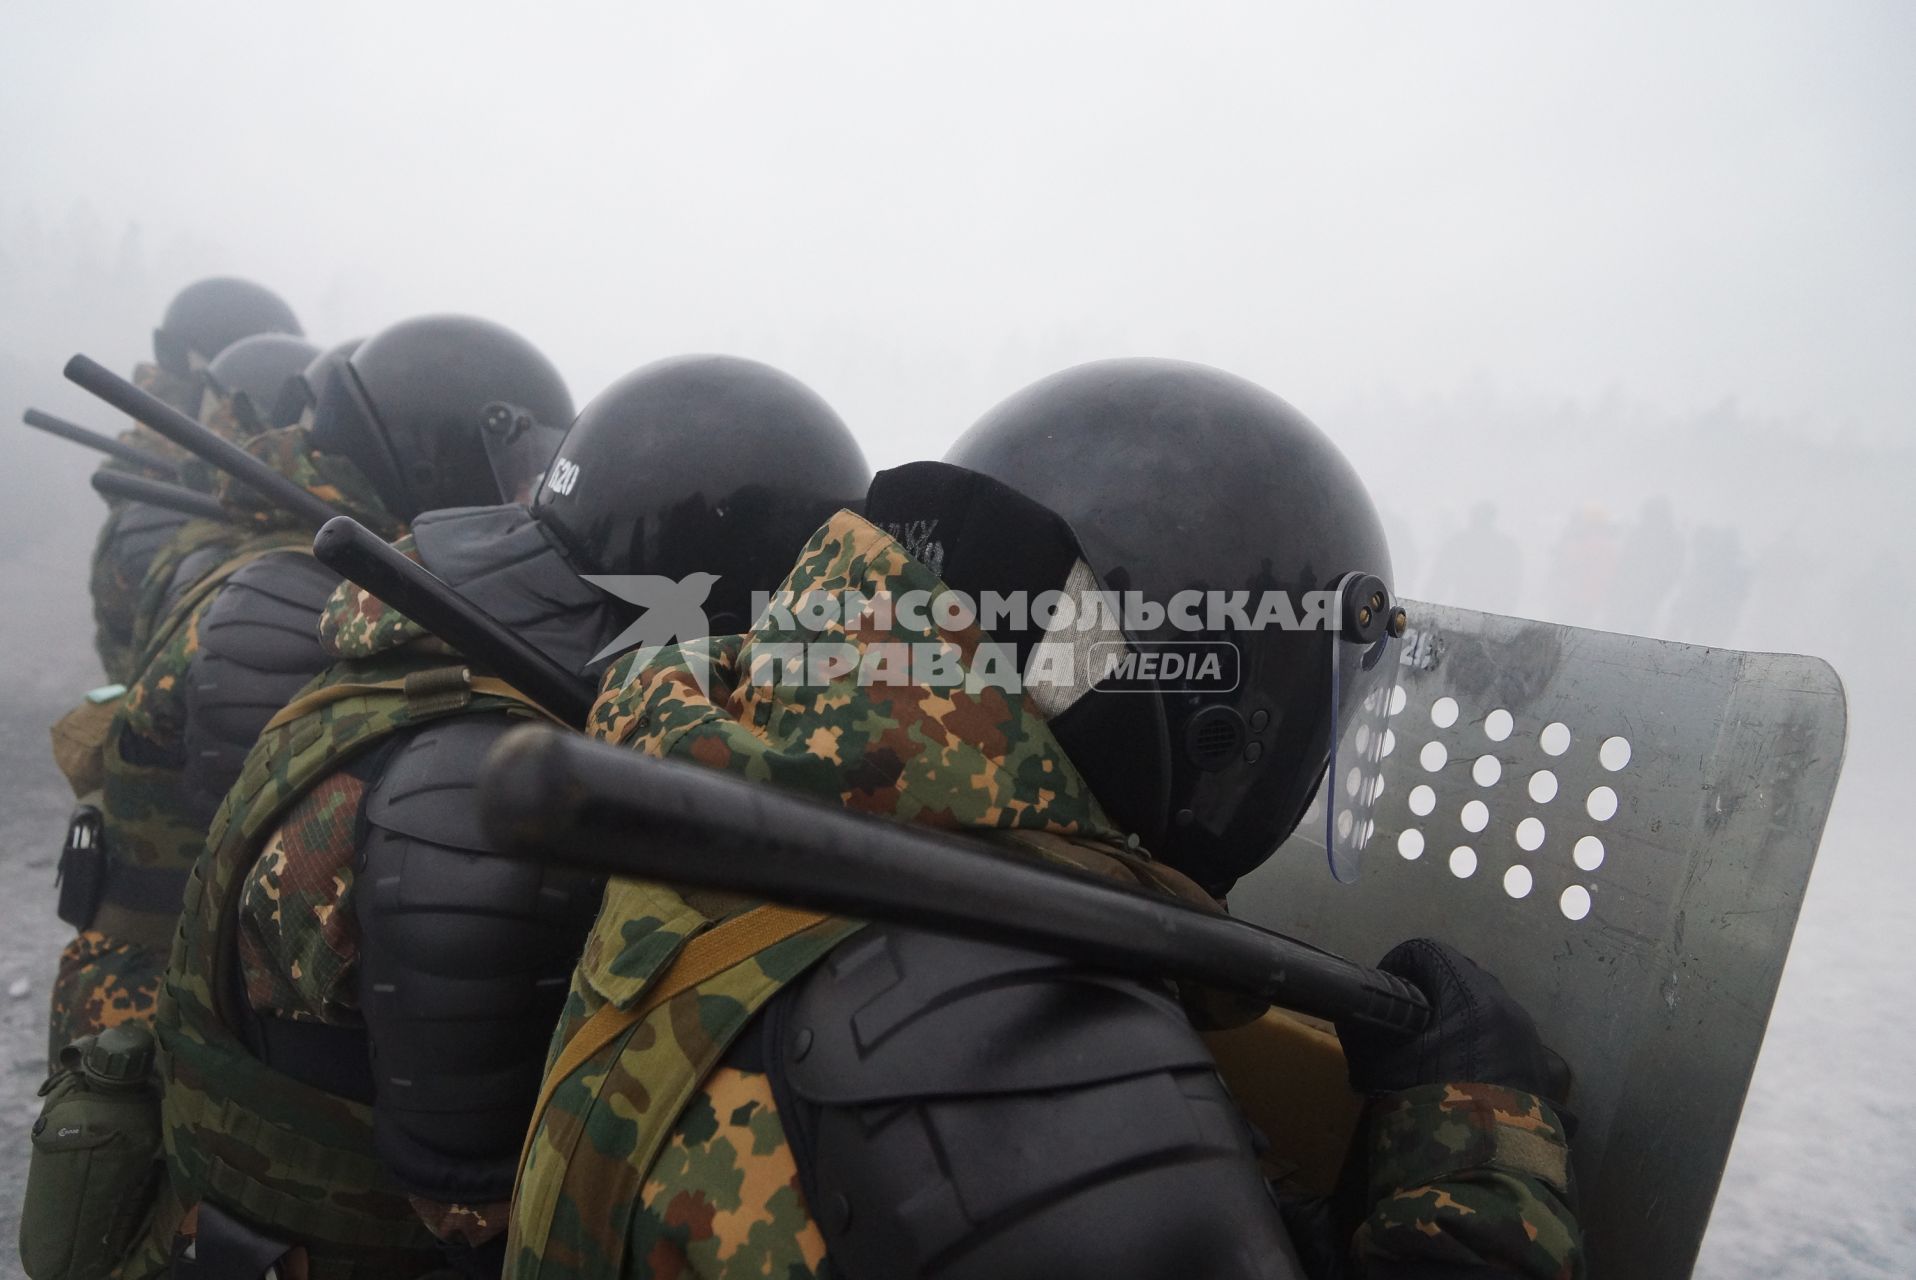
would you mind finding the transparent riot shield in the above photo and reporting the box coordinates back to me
[1231,600,1847,1280]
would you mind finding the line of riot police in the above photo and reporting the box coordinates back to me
[19,276,1586,1280]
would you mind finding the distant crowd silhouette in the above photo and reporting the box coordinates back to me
[1420,498,1766,650]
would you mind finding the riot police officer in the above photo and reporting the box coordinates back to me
[143,355,870,1279]
[52,315,575,1060]
[511,358,1583,1279]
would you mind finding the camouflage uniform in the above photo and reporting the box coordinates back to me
[117,521,600,1273]
[509,511,1585,1279]
[119,558,561,1280]
[48,423,402,1061]
[88,362,226,682]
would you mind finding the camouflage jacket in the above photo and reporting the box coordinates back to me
[137,594,559,1279]
[233,533,532,1028]
[89,361,209,682]
[509,510,1584,1280]
[234,546,445,1027]
[220,525,592,1252]
[49,425,404,1061]
[509,508,1131,1279]
[102,422,402,878]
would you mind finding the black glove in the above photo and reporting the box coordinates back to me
[1336,937,1552,1098]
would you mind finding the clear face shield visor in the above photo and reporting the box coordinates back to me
[480,400,568,505]
[1322,629,1402,883]
[1289,574,1405,885]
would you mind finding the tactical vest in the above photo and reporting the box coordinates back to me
[148,651,560,1278]
[94,534,311,949]
[507,877,860,1276]
[127,517,246,667]
[91,503,190,686]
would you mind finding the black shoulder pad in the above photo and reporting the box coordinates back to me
[157,540,238,622]
[356,715,603,1203]
[104,502,191,593]
[112,500,192,556]
[180,551,340,824]
[782,927,1216,1105]
[195,550,338,674]
[771,927,1304,1280]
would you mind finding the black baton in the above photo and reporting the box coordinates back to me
[64,354,341,530]
[477,725,1430,1034]
[24,408,179,477]
[312,516,597,727]
[90,471,233,523]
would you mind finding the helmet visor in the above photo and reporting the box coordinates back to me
[310,362,408,512]
[273,373,319,429]
[481,401,568,504]
[1321,632,1402,883]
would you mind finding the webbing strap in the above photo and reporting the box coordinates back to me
[515,903,833,1181]
[162,1075,437,1250]
[262,670,566,732]
[102,862,191,910]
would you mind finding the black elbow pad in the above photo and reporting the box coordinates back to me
[769,927,1305,1280]
[354,716,602,1205]
[181,551,339,823]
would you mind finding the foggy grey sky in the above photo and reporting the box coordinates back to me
[4,1,1912,468]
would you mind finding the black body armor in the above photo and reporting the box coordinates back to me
[767,926,1305,1280]
[355,715,603,1201]
[181,551,340,825]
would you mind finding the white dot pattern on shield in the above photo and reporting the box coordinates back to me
[1377,693,1633,924]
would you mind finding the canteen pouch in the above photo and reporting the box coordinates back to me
[19,1027,164,1280]
[49,686,125,799]
[55,805,108,931]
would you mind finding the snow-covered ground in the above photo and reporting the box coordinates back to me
[1691,773,1915,1279]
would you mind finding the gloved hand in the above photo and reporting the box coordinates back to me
[1336,937,1553,1098]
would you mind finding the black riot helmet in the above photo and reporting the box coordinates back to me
[308,315,573,521]
[153,277,302,377]
[943,358,1399,896]
[272,337,362,429]
[205,333,321,425]
[533,354,869,634]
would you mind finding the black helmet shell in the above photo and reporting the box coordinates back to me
[946,358,1393,893]
[273,337,362,429]
[206,333,321,422]
[310,315,573,520]
[154,277,301,376]
[533,354,869,631]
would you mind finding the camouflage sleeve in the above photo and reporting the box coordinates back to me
[235,770,368,1025]
[118,593,204,747]
[629,1067,827,1279]
[1351,1083,1584,1279]
[219,423,404,538]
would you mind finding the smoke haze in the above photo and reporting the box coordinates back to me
[2,4,1910,1275]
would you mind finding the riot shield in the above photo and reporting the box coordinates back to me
[1229,599,1847,1280]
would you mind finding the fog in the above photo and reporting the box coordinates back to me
[2,4,1911,1276]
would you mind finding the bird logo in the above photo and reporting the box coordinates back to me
[583,572,722,690]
